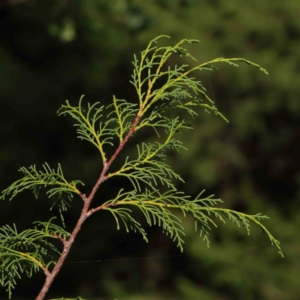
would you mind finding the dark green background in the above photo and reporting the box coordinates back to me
[0,0,299,299]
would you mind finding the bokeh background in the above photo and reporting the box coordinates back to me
[0,0,299,299]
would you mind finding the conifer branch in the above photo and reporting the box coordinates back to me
[0,35,282,300]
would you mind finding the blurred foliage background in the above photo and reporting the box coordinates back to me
[0,0,299,299]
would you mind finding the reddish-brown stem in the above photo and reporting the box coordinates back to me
[35,114,141,300]
[87,115,141,202]
[49,234,67,245]
[35,208,88,300]
[40,265,51,277]
[86,202,118,216]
